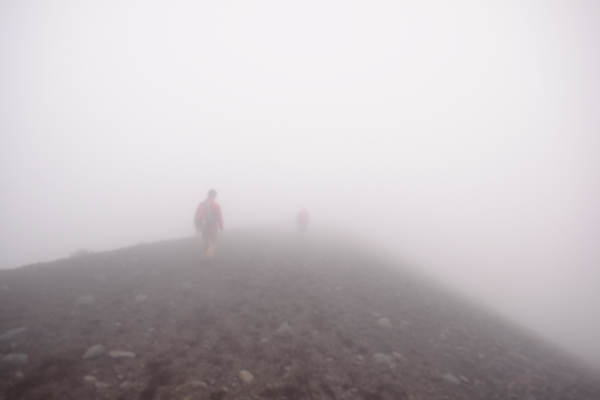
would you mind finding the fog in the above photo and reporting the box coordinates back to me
[1,1,599,367]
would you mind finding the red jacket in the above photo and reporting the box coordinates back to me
[195,198,223,232]
[297,210,309,226]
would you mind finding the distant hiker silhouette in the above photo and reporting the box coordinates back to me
[195,189,223,260]
[296,208,309,235]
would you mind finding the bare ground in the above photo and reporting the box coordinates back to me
[1,229,599,400]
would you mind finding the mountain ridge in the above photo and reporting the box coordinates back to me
[1,229,599,400]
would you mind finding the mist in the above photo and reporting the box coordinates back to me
[1,1,599,368]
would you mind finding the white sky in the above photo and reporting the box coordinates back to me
[2,1,600,366]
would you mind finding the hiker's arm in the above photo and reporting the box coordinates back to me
[217,206,224,230]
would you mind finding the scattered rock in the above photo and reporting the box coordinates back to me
[0,327,27,342]
[84,375,97,383]
[83,344,105,360]
[377,318,392,328]
[76,295,95,306]
[442,373,461,385]
[95,381,110,389]
[191,380,208,388]
[1,353,28,365]
[276,321,293,336]
[109,350,136,358]
[372,353,394,367]
[239,370,254,385]
[135,294,147,303]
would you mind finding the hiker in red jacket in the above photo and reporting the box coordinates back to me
[195,189,223,260]
[296,208,309,235]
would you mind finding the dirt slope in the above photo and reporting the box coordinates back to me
[1,229,599,400]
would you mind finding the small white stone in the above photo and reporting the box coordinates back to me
[442,373,460,385]
[76,295,95,306]
[239,370,254,385]
[95,381,110,389]
[109,351,136,358]
[1,353,28,365]
[83,344,105,360]
[0,327,27,342]
[376,318,392,328]
[276,322,293,335]
[135,294,147,303]
[372,353,394,366]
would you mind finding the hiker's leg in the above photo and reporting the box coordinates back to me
[207,231,218,259]
[202,230,211,258]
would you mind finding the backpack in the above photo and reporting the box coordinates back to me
[195,201,216,232]
[204,201,216,225]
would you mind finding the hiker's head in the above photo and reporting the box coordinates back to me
[208,189,217,198]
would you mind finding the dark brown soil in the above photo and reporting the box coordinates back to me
[1,229,599,400]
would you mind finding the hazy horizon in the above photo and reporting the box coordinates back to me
[2,1,599,368]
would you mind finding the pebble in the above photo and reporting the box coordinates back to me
[191,380,208,388]
[76,295,95,306]
[95,381,110,389]
[372,353,394,367]
[276,322,293,336]
[442,373,461,385]
[0,327,27,342]
[1,353,28,365]
[15,371,24,379]
[84,375,97,383]
[376,318,392,328]
[135,294,148,304]
[239,370,254,384]
[83,344,105,360]
[392,351,403,359]
[109,350,136,358]
[120,381,131,390]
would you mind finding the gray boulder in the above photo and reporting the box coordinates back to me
[0,327,27,342]
[76,295,95,306]
[2,353,28,365]
[83,344,105,360]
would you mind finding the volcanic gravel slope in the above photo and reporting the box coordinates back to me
[1,229,599,400]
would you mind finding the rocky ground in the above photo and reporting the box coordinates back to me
[1,229,600,400]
